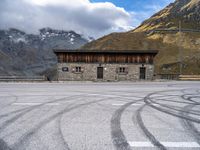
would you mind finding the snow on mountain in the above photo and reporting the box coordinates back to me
[0,28,92,78]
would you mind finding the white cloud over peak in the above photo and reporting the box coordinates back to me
[0,0,133,38]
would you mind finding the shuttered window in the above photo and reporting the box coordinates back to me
[116,67,128,74]
[119,67,126,73]
[72,67,84,73]
[76,67,81,73]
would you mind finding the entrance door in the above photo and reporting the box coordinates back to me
[140,67,146,79]
[97,67,103,79]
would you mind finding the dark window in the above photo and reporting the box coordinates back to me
[75,67,81,73]
[62,67,69,72]
[119,67,126,73]
[117,67,128,74]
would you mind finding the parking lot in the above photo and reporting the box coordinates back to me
[0,81,200,150]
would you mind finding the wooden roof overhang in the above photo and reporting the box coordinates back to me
[54,49,158,55]
[54,49,158,64]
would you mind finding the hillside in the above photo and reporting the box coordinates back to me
[82,0,200,75]
[0,28,90,78]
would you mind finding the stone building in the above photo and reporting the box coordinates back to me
[54,49,158,81]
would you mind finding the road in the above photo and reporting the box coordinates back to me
[0,81,200,150]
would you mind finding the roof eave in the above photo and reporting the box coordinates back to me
[53,49,159,54]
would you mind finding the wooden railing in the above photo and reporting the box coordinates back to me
[156,74,200,81]
[156,74,180,80]
[179,75,200,81]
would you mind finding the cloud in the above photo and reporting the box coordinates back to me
[0,0,133,38]
[129,0,175,28]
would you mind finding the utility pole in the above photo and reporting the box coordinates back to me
[179,20,182,75]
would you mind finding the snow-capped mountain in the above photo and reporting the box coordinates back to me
[0,28,90,78]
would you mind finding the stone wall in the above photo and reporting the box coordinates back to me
[57,63,154,81]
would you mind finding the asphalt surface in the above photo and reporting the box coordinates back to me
[0,81,200,150]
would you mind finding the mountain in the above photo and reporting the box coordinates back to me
[0,28,90,79]
[82,0,200,75]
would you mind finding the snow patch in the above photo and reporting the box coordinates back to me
[70,38,74,44]
[15,38,26,43]
[81,34,94,42]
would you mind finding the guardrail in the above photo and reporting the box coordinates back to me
[0,76,46,82]
[179,75,200,81]
[147,28,200,33]
[156,74,200,81]
[157,74,180,80]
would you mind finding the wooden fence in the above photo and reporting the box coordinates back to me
[157,74,200,81]
[156,74,180,80]
[179,75,200,81]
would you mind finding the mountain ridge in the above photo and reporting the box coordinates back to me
[82,0,200,75]
[0,28,90,78]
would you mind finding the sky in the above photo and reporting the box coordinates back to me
[0,0,175,38]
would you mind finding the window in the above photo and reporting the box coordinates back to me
[72,67,83,73]
[62,67,69,72]
[75,67,81,73]
[117,67,128,74]
[119,67,126,73]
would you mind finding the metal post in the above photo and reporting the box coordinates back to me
[179,21,182,75]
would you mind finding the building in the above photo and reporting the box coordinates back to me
[54,49,158,81]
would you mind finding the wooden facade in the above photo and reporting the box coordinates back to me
[54,50,158,64]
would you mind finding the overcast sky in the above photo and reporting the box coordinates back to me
[0,0,174,38]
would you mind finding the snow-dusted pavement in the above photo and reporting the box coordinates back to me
[0,81,200,150]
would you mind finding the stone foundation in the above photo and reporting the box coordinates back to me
[57,63,154,81]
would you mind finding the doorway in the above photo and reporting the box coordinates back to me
[97,67,103,79]
[140,67,146,79]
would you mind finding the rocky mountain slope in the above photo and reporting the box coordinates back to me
[0,28,90,78]
[82,0,200,75]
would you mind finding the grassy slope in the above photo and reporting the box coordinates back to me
[82,31,200,74]
[82,0,200,75]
